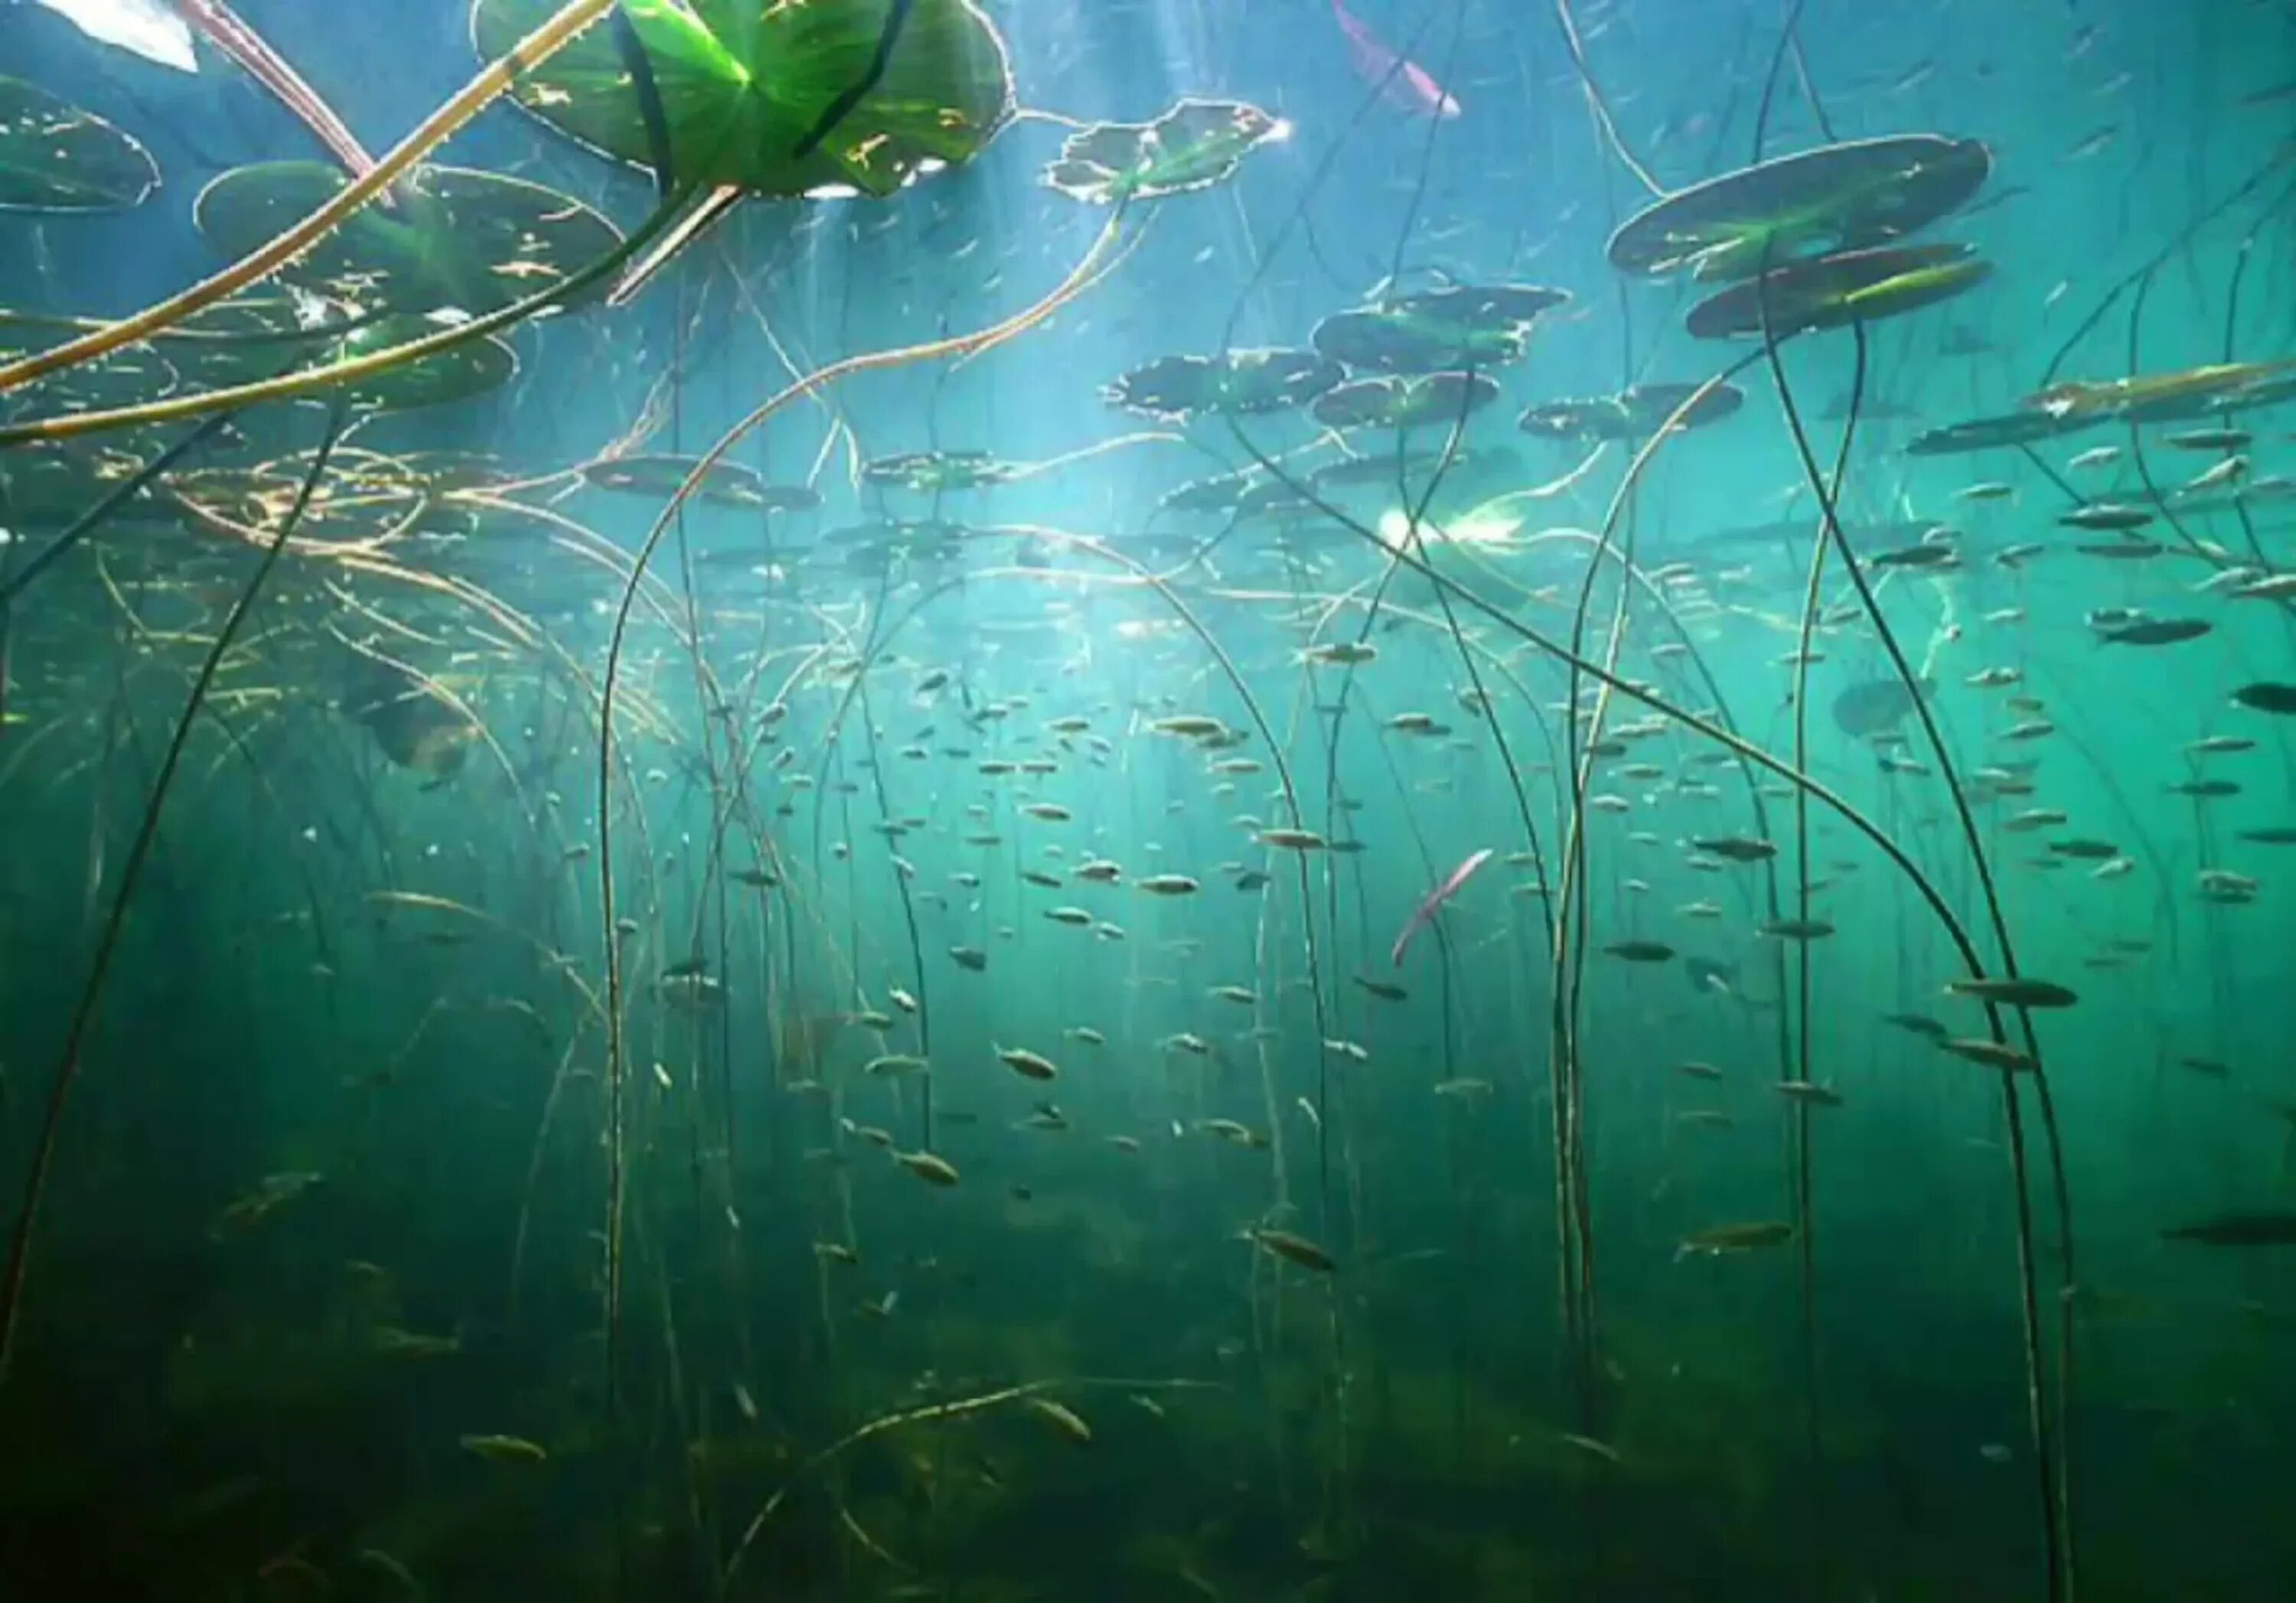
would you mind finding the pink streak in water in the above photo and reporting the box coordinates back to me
[1329,0,1463,120]
[1391,847,1493,967]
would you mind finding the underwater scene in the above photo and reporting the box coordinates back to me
[2,0,2294,1597]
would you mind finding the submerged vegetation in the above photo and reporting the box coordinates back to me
[2,0,2294,1597]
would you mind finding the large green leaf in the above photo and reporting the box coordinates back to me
[194,161,623,316]
[0,75,158,213]
[468,0,1013,198]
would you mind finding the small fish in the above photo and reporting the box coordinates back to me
[948,945,988,972]
[460,1433,548,1465]
[1137,874,1201,896]
[1026,1396,1094,1443]
[2232,683,2296,715]
[1690,836,1776,863]
[1757,919,1834,941]
[1249,1227,1338,1272]
[865,1054,930,1077]
[1352,975,1410,1001]
[895,1151,961,1186]
[1678,1220,1793,1257]
[1774,1081,1842,1107]
[2161,1210,2296,1248]
[1604,940,1675,963]
[997,1045,1059,1080]
[1064,1026,1106,1046]
[1940,1038,2037,1073]
[1945,978,2078,1009]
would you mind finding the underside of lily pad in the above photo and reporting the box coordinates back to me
[861,451,1018,493]
[1103,349,1344,420]
[1905,408,2095,456]
[1313,285,1567,375]
[1684,243,1990,340]
[0,76,159,213]
[1310,372,1500,432]
[1608,134,1991,280]
[194,161,623,315]
[580,454,817,510]
[1518,382,1743,441]
[1042,99,1286,204]
[470,0,1014,200]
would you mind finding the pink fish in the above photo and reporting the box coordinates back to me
[1330,0,1463,119]
[1391,847,1493,967]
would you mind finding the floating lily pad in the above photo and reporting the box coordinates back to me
[1518,382,1744,441]
[1310,444,1521,491]
[1159,471,1257,514]
[1310,371,1499,432]
[195,161,623,315]
[471,0,1013,199]
[1906,408,2095,456]
[816,516,973,573]
[1684,243,1990,340]
[581,454,817,510]
[1104,348,1343,420]
[860,450,1017,494]
[0,441,178,530]
[1042,99,1285,204]
[2025,361,2296,426]
[311,313,517,412]
[0,77,159,213]
[1608,134,1992,280]
[1313,285,1567,375]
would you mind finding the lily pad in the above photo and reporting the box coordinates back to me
[860,450,1017,494]
[1309,444,1520,491]
[1104,348,1344,420]
[1313,284,1567,375]
[0,76,158,213]
[1159,471,1257,514]
[1684,243,1990,340]
[581,454,817,510]
[1310,371,1499,433]
[194,161,623,315]
[1518,382,1744,441]
[2025,360,2296,426]
[1608,134,1992,280]
[470,0,1013,200]
[1042,99,1286,204]
[311,313,517,412]
[1906,408,2095,456]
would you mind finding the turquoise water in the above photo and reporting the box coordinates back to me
[1,1,2292,1597]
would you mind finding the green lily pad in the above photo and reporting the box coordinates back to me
[469,0,1013,200]
[1103,348,1343,420]
[1518,382,1744,441]
[0,77,158,213]
[1309,444,1520,492]
[1684,243,1991,340]
[0,440,177,530]
[1906,409,2095,456]
[581,453,819,510]
[311,313,517,412]
[1313,285,1567,375]
[1159,471,1257,514]
[194,161,623,315]
[1310,371,1499,432]
[1042,99,1286,204]
[860,450,1016,493]
[1609,135,1991,281]
[815,516,972,574]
